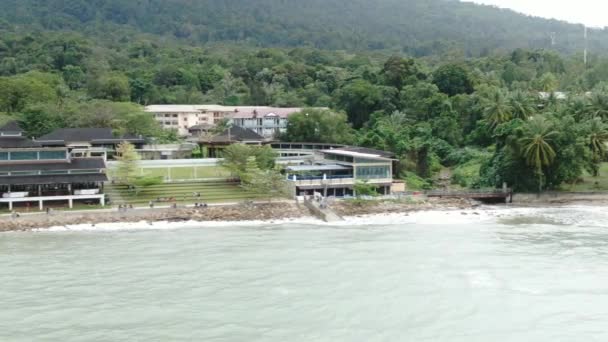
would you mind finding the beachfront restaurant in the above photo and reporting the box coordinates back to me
[0,152,107,210]
[0,122,107,211]
[285,148,395,197]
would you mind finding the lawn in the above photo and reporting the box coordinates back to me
[559,163,608,192]
[108,166,232,181]
[104,180,262,206]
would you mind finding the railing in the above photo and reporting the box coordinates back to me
[287,175,354,181]
[426,188,512,197]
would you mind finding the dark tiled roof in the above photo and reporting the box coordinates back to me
[0,158,106,172]
[0,137,41,148]
[204,126,264,143]
[38,128,114,142]
[189,124,214,131]
[37,128,145,145]
[0,173,107,185]
[0,121,24,133]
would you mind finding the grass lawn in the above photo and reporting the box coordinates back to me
[104,180,262,206]
[560,163,608,192]
[109,166,231,181]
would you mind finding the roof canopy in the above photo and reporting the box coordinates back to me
[286,164,352,172]
[37,128,145,144]
[0,121,24,133]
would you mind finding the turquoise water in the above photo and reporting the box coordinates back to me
[1,207,608,341]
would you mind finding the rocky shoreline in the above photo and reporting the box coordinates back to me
[0,197,502,232]
[331,197,475,217]
[0,202,310,232]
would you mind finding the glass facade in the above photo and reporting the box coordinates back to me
[354,157,388,164]
[356,166,390,180]
[10,151,38,160]
[324,154,354,163]
[0,149,69,161]
[39,151,67,160]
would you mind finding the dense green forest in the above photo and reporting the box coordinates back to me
[2,0,608,192]
[1,0,607,57]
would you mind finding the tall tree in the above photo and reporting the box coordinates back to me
[519,117,557,192]
[481,88,513,129]
[114,141,141,187]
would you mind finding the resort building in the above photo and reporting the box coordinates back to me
[284,147,396,197]
[197,126,265,158]
[145,105,306,137]
[36,128,145,160]
[0,122,107,210]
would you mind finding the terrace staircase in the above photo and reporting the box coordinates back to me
[104,180,259,206]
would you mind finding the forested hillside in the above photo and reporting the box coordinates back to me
[2,0,608,192]
[0,0,606,57]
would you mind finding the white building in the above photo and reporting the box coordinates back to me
[145,105,308,137]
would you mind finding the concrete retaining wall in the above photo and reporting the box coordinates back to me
[512,192,608,204]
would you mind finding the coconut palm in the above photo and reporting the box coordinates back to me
[508,90,536,120]
[482,89,513,129]
[519,117,558,192]
[587,117,608,176]
[587,93,608,119]
[568,96,590,121]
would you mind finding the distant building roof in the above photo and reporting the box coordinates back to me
[0,158,105,172]
[539,92,568,100]
[188,124,214,132]
[229,107,304,119]
[203,126,265,143]
[145,104,312,119]
[337,146,396,159]
[321,148,395,161]
[0,121,24,133]
[0,137,40,148]
[37,128,145,145]
[145,105,202,113]
[286,164,351,172]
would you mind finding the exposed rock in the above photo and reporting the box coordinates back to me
[0,202,309,232]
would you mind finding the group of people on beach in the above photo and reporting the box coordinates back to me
[117,204,134,212]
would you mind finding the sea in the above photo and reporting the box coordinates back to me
[1,206,608,341]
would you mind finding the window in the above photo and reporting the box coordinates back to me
[11,171,39,176]
[356,166,390,180]
[0,152,8,160]
[40,151,67,160]
[10,151,38,160]
[70,169,100,174]
[40,170,69,175]
[172,114,178,118]
[355,157,388,164]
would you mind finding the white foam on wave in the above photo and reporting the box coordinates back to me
[29,205,608,233]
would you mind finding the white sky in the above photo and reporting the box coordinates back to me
[465,0,608,28]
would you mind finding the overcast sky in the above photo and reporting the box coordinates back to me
[465,0,607,28]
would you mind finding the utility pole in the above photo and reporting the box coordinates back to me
[584,25,588,67]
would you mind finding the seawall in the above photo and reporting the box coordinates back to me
[512,192,608,204]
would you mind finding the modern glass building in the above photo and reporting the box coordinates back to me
[285,148,395,197]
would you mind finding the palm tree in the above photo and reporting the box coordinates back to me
[587,117,608,176]
[588,93,608,119]
[519,117,558,192]
[509,90,536,120]
[482,89,513,129]
[568,96,590,121]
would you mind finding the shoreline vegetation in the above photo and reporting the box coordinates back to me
[5,194,608,232]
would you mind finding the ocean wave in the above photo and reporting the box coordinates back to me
[27,205,608,232]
